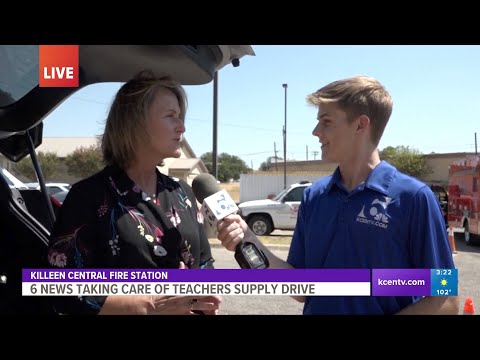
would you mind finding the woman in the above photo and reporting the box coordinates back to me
[47,70,221,315]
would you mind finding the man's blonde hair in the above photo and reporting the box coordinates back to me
[306,76,393,145]
[101,70,187,169]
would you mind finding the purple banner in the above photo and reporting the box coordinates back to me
[22,268,371,283]
[372,269,430,296]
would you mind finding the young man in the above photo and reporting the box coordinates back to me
[216,76,459,315]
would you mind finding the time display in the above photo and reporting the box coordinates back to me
[431,269,458,296]
[435,269,452,276]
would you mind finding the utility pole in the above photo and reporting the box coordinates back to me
[306,145,309,160]
[212,71,218,179]
[475,132,478,154]
[282,83,288,189]
[313,151,319,160]
[274,142,278,171]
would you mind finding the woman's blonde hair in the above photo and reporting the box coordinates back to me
[101,70,187,169]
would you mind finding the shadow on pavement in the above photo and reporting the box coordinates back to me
[454,233,480,253]
[269,230,294,237]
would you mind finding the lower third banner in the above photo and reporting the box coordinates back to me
[22,269,371,296]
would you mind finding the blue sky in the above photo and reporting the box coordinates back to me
[42,45,480,170]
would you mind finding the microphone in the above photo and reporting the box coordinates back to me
[192,174,269,269]
[192,173,238,226]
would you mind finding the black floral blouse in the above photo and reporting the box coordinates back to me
[47,164,214,314]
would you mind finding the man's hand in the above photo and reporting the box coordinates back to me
[216,214,249,252]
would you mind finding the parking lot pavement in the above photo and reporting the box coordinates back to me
[211,234,480,315]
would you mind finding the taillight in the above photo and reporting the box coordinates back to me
[50,195,62,207]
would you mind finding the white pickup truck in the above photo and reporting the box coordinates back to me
[238,181,311,236]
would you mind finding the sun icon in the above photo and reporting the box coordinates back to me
[440,279,448,286]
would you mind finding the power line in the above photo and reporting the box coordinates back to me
[418,144,477,150]
[186,116,306,134]
[53,99,309,135]
[71,97,109,106]
[236,151,272,156]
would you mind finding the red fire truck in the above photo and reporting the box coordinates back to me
[447,155,480,245]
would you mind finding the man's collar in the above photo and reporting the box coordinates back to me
[325,161,396,195]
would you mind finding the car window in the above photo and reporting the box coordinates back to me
[273,188,290,201]
[52,190,69,203]
[47,187,62,195]
[284,186,306,202]
[0,45,38,107]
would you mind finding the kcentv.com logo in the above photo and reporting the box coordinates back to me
[39,45,79,87]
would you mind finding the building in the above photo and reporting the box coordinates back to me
[159,138,209,185]
[36,137,99,158]
[267,152,479,186]
[1,136,208,186]
[278,159,338,174]
[420,152,478,186]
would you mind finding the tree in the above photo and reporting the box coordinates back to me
[379,146,397,161]
[259,156,283,171]
[13,151,60,181]
[200,152,251,182]
[65,144,104,178]
[379,145,432,178]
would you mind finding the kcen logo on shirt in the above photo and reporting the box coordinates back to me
[356,196,392,229]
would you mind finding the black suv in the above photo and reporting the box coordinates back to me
[0,45,254,315]
[430,184,448,228]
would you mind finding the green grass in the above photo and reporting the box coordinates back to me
[218,182,240,203]
[257,235,292,245]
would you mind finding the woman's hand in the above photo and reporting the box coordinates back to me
[149,295,222,315]
[148,261,222,315]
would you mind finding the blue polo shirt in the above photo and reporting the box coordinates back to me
[287,161,455,315]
